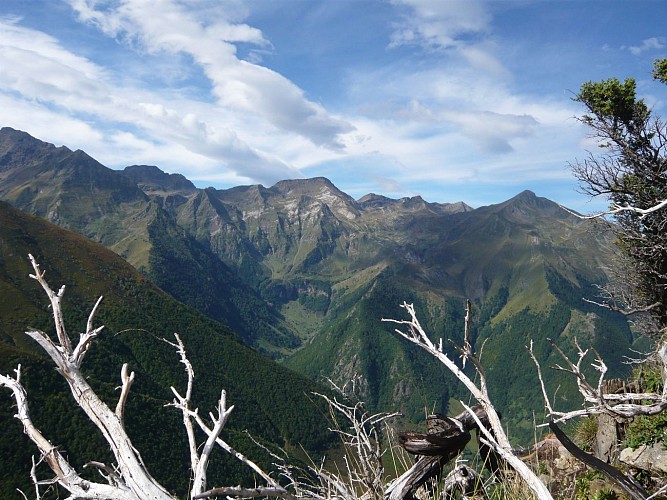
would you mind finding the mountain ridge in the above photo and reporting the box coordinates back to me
[0,127,634,442]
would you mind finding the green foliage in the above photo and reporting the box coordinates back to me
[287,273,457,422]
[654,58,667,84]
[576,78,648,126]
[574,470,605,500]
[574,416,599,452]
[625,412,667,449]
[593,489,619,500]
[299,292,330,314]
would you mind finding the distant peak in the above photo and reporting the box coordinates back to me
[515,190,537,199]
[358,193,391,204]
[122,165,196,192]
[509,190,554,206]
[272,176,336,191]
[124,164,164,175]
[271,177,353,201]
[493,190,564,218]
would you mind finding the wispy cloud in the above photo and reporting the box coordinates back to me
[388,0,490,50]
[627,36,665,56]
[443,110,538,154]
[0,10,317,185]
[67,0,354,151]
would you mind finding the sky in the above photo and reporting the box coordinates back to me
[1,0,665,212]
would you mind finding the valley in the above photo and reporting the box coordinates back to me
[0,127,635,445]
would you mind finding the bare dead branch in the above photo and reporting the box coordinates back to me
[563,198,667,220]
[10,256,174,499]
[582,297,663,317]
[383,301,553,500]
[115,363,135,425]
[0,366,139,499]
[532,337,667,426]
[27,254,71,353]
[194,486,290,499]
[164,333,201,489]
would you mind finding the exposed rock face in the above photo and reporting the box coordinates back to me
[594,414,623,463]
[620,444,667,473]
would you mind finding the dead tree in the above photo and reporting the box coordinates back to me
[528,338,667,498]
[0,255,289,499]
[530,339,667,425]
[383,301,553,500]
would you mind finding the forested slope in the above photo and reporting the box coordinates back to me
[0,201,333,498]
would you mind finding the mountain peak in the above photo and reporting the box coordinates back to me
[271,177,361,219]
[122,165,196,193]
[507,190,555,209]
[514,189,537,200]
[272,176,338,194]
[0,127,70,170]
[358,193,392,208]
[486,189,570,223]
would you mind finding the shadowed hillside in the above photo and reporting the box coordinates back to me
[0,201,332,498]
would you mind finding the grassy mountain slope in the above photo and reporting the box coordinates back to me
[0,128,635,444]
[0,127,296,354]
[286,191,633,441]
[0,201,332,498]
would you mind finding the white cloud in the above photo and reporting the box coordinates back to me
[443,110,538,154]
[66,0,354,150]
[389,0,490,50]
[0,13,316,185]
[628,37,665,55]
[0,17,112,107]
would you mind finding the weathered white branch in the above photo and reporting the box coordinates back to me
[0,366,138,499]
[383,301,553,500]
[314,387,398,498]
[193,390,233,497]
[194,486,291,499]
[189,409,283,490]
[164,333,201,490]
[531,337,667,425]
[84,460,123,486]
[567,198,667,220]
[583,297,663,317]
[528,340,554,417]
[27,254,71,353]
[164,333,289,499]
[459,399,547,497]
[115,363,135,425]
[20,255,174,499]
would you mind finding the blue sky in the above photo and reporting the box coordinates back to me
[1,0,665,211]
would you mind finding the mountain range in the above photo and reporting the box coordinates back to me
[0,127,635,443]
